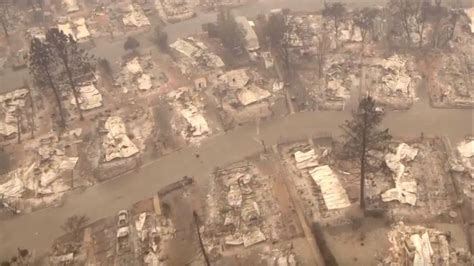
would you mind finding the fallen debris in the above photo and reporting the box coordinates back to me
[103,116,139,162]
[308,165,351,210]
[385,222,473,265]
[381,143,418,206]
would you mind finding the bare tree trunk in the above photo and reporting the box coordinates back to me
[64,64,84,120]
[45,68,66,128]
[16,109,22,144]
[360,110,368,212]
[0,16,8,37]
[26,82,35,139]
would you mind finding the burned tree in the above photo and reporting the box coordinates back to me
[353,7,380,48]
[315,27,331,78]
[62,214,89,242]
[46,28,94,120]
[340,96,391,211]
[216,8,244,53]
[322,2,347,48]
[29,38,66,128]
[265,11,292,75]
[153,26,169,52]
[124,36,140,52]
[0,0,10,37]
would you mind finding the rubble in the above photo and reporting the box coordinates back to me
[74,18,91,41]
[294,149,319,170]
[138,74,152,91]
[0,88,29,137]
[235,16,260,51]
[237,85,271,106]
[103,116,139,162]
[170,38,225,75]
[384,222,473,265]
[381,143,418,206]
[168,87,211,144]
[64,0,79,13]
[155,0,196,23]
[123,4,151,28]
[308,165,351,210]
[72,84,103,111]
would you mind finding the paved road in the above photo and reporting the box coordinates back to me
[0,102,472,257]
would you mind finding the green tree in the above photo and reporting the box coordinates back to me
[340,96,391,211]
[124,36,140,52]
[29,38,66,128]
[46,28,94,121]
[322,2,347,47]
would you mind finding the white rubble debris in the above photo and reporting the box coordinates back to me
[74,18,90,40]
[273,81,284,92]
[242,228,266,247]
[103,116,139,162]
[222,69,250,89]
[227,184,243,208]
[237,85,271,106]
[309,165,351,210]
[410,232,434,265]
[0,122,17,137]
[123,4,151,27]
[0,177,25,198]
[126,58,143,75]
[170,38,200,58]
[138,74,153,91]
[58,23,75,39]
[235,16,260,51]
[72,84,103,110]
[64,0,79,13]
[0,86,29,136]
[294,149,319,169]
[171,38,225,71]
[457,140,474,158]
[180,106,210,137]
[382,143,419,206]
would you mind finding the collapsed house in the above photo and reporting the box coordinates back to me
[0,88,30,139]
[167,87,210,145]
[71,84,103,111]
[58,18,91,42]
[116,57,161,93]
[122,4,151,28]
[155,0,196,23]
[282,143,351,223]
[102,116,139,162]
[431,53,474,108]
[384,222,472,265]
[210,68,275,124]
[170,38,225,75]
[0,130,82,211]
[381,143,419,206]
[235,16,260,51]
[202,163,294,262]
